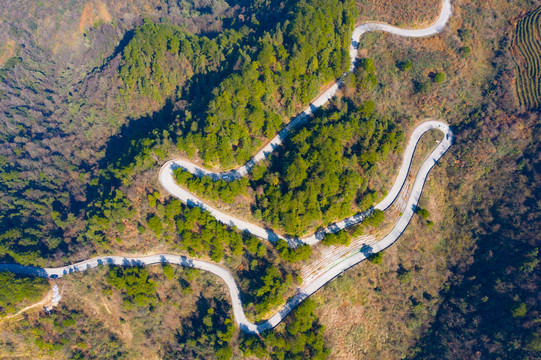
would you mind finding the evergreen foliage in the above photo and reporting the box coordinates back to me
[0,272,49,315]
[356,58,378,90]
[414,206,430,220]
[173,168,249,203]
[253,105,401,236]
[275,239,312,262]
[433,71,446,83]
[119,22,232,103]
[362,209,385,227]
[241,299,330,359]
[176,206,246,261]
[162,264,175,280]
[106,266,157,308]
[250,265,292,314]
[179,0,358,166]
[164,296,235,360]
[397,60,413,72]
[321,230,351,246]
[147,215,163,237]
[368,252,383,264]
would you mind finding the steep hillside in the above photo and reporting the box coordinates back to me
[0,0,236,265]
[0,0,539,359]
[310,0,541,358]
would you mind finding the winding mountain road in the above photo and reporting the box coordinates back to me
[160,121,451,246]
[160,0,452,245]
[0,0,453,334]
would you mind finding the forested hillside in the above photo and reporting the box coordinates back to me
[0,0,356,266]
[175,91,403,236]
[182,0,356,166]
[0,0,539,359]
[0,0,237,266]
[410,123,540,359]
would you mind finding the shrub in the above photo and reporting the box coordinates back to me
[106,267,157,308]
[147,215,163,237]
[512,303,527,318]
[116,222,126,233]
[363,209,385,227]
[458,28,471,41]
[414,80,431,94]
[321,230,351,246]
[397,269,412,283]
[368,252,383,264]
[415,207,430,219]
[434,72,446,83]
[397,60,412,72]
[276,239,312,262]
[215,346,233,360]
[162,264,175,280]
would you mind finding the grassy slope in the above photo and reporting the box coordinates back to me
[313,0,540,358]
[0,266,232,359]
[410,125,540,359]
[356,0,440,27]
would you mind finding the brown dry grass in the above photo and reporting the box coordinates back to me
[314,167,455,359]
[79,1,112,34]
[0,39,18,67]
[299,123,448,359]
[49,264,231,359]
[356,0,440,27]
[312,0,533,357]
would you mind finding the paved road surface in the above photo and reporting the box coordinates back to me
[0,0,453,334]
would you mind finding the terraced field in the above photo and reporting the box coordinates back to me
[512,6,541,109]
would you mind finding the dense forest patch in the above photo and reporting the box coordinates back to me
[176,0,357,167]
[251,103,401,236]
[174,59,402,237]
[0,272,49,316]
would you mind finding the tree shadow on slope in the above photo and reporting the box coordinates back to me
[87,99,175,201]
[84,28,137,76]
[163,294,234,360]
[409,131,541,359]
